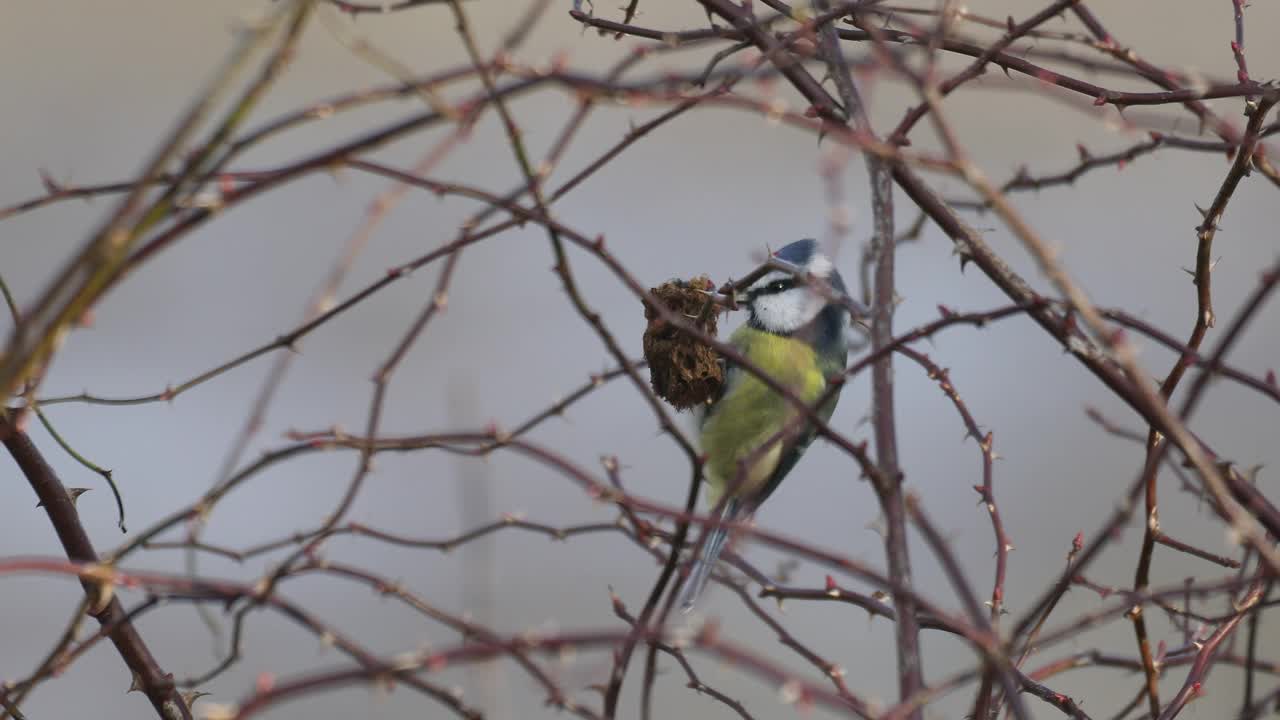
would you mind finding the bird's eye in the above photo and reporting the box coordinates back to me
[767,280,790,294]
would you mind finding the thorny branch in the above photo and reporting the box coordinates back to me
[3,2,1280,720]
[0,416,192,720]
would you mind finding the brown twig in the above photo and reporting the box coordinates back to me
[0,416,192,720]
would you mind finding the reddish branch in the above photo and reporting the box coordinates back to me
[1157,578,1267,720]
[0,415,192,720]
[1131,94,1280,714]
[325,0,454,13]
[5,3,1280,719]
[623,16,1275,711]
[610,594,755,719]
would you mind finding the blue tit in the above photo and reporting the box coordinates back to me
[679,238,850,612]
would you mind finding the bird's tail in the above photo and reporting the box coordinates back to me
[678,498,741,613]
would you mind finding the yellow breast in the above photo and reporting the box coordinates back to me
[699,326,827,503]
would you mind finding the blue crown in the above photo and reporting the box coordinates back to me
[773,239,846,292]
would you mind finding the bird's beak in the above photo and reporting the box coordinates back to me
[695,288,745,311]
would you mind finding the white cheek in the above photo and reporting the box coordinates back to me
[807,255,833,278]
[752,290,824,333]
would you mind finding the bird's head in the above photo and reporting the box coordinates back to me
[745,239,849,346]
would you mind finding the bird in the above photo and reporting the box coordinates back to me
[678,238,851,612]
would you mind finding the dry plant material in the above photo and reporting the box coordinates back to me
[642,276,722,410]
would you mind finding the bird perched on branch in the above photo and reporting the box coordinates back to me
[679,238,852,612]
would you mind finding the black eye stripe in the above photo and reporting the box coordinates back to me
[752,278,797,297]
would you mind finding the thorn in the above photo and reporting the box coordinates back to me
[181,690,213,708]
[36,487,92,509]
[82,563,116,614]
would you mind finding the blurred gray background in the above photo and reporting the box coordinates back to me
[2,2,1279,718]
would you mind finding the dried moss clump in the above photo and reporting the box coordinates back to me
[642,275,723,411]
